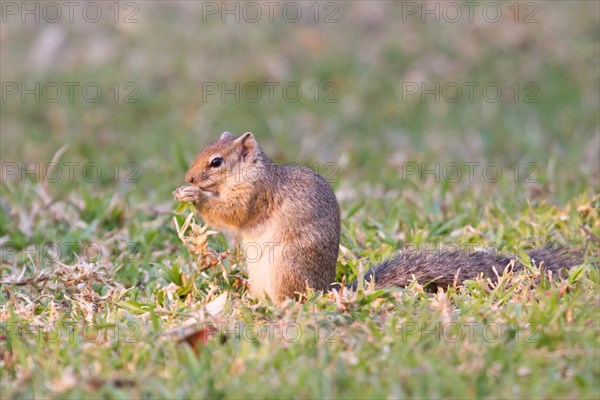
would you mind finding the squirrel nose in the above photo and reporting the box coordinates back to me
[185,172,196,184]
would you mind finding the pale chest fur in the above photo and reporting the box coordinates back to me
[240,220,282,299]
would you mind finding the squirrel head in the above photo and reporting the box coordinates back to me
[185,131,262,196]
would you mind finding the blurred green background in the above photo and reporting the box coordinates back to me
[2,1,598,207]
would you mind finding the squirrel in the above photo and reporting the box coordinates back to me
[173,131,582,302]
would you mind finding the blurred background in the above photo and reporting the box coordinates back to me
[1,1,598,205]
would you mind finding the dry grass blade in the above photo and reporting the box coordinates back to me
[430,288,453,323]
[173,212,225,271]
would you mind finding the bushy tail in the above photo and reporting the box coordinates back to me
[347,243,582,290]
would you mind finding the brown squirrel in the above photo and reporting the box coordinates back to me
[173,132,581,302]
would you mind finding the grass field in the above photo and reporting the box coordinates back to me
[1,1,599,398]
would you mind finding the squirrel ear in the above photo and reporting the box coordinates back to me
[219,131,233,140]
[236,132,258,160]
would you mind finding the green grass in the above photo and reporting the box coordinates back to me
[1,2,599,398]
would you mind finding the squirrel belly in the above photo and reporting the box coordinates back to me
[348,243,582,291]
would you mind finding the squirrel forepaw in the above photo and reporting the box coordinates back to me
[173,186,202,203]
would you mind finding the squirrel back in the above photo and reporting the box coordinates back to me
[176,132,582,302]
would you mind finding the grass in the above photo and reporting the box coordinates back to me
[1,1,599,399]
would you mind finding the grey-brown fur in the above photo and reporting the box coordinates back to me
[271,164,341,297]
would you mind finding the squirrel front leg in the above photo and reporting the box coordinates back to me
[173,185,220,227]
[173,186,206,207]
[173,186,239,244]
[173,186,234,231]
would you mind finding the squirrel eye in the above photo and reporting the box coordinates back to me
[210,157,223,168]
